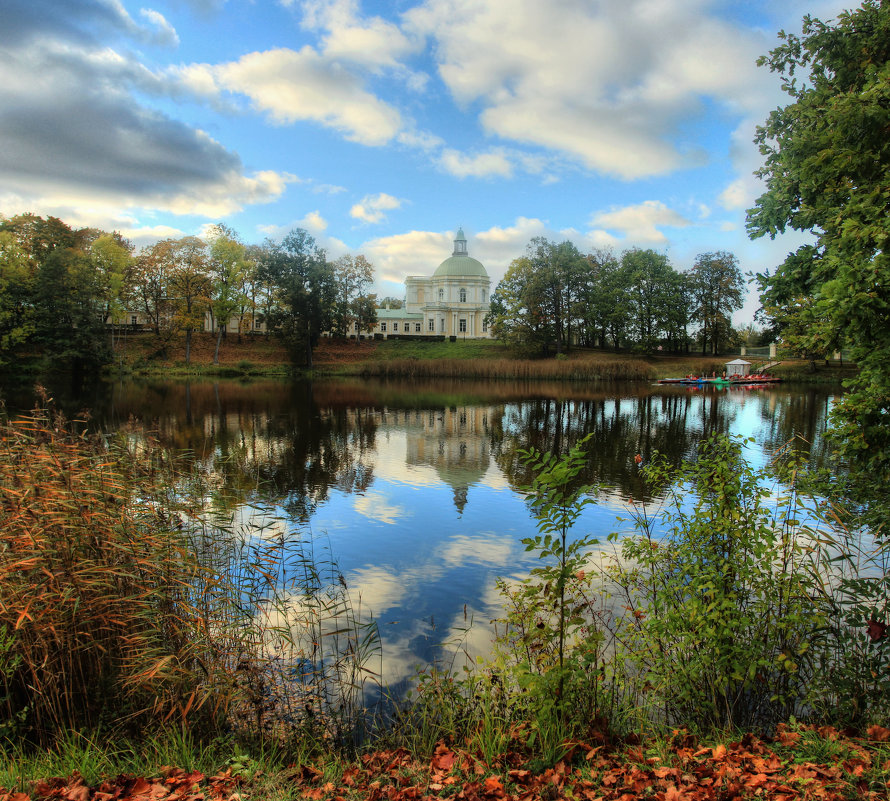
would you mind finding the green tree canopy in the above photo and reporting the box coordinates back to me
[262,229,335,367]
[747,1,890,467]
[689,251,744,356]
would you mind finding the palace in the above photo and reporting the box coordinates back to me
[372,228,492,339]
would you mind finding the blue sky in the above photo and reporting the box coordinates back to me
[0,0,853,320]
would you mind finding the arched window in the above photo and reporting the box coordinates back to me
[459,287,467,302]
[438,288,444,301]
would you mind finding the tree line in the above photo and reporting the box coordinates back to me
[0,214,377,370]
[486,238,746,356]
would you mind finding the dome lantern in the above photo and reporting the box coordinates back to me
[433,228,488,278]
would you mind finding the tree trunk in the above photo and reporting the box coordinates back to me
[185,328,192,365]
[214,325,222,365]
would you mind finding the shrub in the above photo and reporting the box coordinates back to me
[602,434,825,733]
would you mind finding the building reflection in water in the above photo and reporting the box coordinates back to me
[5,377,840,696]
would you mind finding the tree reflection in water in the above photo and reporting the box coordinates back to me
[5,376,839,693]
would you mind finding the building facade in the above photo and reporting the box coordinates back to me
[372,228,492,339]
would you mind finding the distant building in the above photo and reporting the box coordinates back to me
[369,229,492,339]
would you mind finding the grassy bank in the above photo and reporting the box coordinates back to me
[110,332,854,383]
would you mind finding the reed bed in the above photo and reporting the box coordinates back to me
[0,401,380,749]
[357,356,655,382]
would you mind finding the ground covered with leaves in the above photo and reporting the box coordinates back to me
[3,725,889,801]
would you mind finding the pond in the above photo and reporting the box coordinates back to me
[5,375,838,694]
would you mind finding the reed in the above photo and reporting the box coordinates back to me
[0,401,380,750]
[357,357,654,382]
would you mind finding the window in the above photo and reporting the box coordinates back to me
[482,290,487,302]
[255,318,262,329]
[393,322,399,332]
[381,322,387,332]
[428,319,434,332]
[438,288,444,301]
[459,288,467,303]
[459,319,467,333]
[482,319,488,333]
[131,315,138,326]
[439,318,445,332]
[415,322,421,332]
[354,321,359,331]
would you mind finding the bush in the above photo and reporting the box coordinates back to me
[602,434,825,733]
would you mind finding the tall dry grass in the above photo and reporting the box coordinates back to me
[357,357,654,381]
[0,401,379,748]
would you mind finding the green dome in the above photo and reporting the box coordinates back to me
[433,254,488,278]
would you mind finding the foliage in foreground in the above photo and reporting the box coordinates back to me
[4,723,890,801]
[0,403,380,748]
[405,432,889,770]
[747,0,890,470]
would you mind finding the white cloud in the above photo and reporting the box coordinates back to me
[184,46,404,146]
[300,0,421,72]
[405,0,776,179]
[350,192,404,224]
[438,148,513,179]
[588,200,691,243]
[138,8,179,47]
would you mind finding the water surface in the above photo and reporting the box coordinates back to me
[6,376,838,690]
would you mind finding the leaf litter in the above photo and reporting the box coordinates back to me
[3,724,889,801]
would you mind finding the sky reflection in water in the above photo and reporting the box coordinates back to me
[6,376,838,693]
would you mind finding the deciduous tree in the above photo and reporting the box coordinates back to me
[747,1,890,466]
[688,251,744,356]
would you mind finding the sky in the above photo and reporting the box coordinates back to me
[0,0,855,321]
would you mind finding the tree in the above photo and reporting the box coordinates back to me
[487,256,549,354]
[262,229,335,367]
[332,254,375,337]
[688,252,744,355]
[621,248,676,354]
[128,242,174,344]
[0,214,113,373]
[206,224,249,364]
[89,234,132,353]
[165,237,211,366]
[488,238,587,355]
[747,1,890,467]
[0,231,34,366]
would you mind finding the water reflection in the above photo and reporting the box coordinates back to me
[4,376,838,691]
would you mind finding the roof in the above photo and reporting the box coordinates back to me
[375,308,423,320]
[432,254,488,278]
[725,358,751,365]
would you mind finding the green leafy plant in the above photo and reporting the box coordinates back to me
[604,434,824,733]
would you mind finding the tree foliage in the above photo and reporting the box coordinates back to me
[747,1,890,467]
[689,251,745,355]
[262,229,336,367]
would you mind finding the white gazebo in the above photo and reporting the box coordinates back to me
[725,358,751,377]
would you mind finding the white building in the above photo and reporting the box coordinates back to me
[372,229,492,339]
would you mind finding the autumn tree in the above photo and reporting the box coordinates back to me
[89,234,132,352]
[688,251,744,355]
[165,237,211,366]
[331,254,375,337]
[747,1,890,466]
[127,242,174,346]
[206,224,249,364]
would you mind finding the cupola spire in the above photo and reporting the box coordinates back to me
[453,227,468,256]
